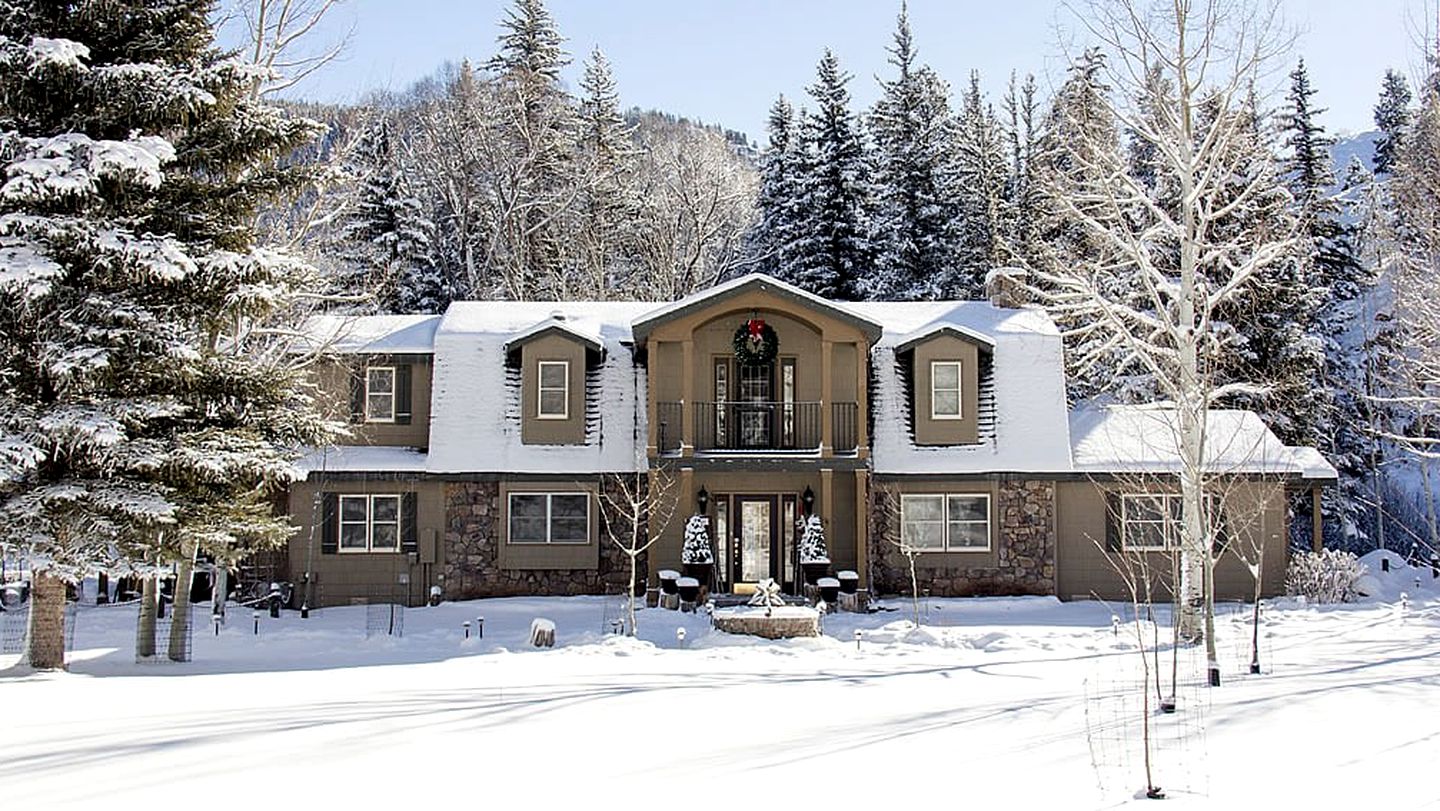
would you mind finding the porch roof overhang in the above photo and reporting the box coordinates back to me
[629,273,884,345]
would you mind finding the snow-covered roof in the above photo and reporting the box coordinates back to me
[295,445,428,477]
[295,314,441,355]
[1069,406,1338,480]
[862,302,1073,475]
[631,273,884,343]
[504,316,604,353]
[425,301,652,474]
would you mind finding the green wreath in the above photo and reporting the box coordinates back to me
[733,318,779,366]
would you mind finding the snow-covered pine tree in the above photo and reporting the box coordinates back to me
[863,4,960,301]
[337,114,445,314]
[752,94,804,279]
[798,514,829,563]
[573,47,640,300]
[790,49,872,300]
[1373,69,1412,176]
[488,0,576,300]
[0,1,335,668]
[951,72,1010,299]
[680,514,713,564]
[1000,72,1043,273]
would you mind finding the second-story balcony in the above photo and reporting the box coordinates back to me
[656,401,859,454]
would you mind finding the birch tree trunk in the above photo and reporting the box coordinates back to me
[25,571,67,670]
[168,545,197,661]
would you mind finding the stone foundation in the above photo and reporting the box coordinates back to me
[441,480,641,599]
[870,479,1056,598]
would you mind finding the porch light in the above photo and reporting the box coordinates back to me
[802,486,815,515]
[697,486,709,514]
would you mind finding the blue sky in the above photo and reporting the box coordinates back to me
[254,0,1428,143]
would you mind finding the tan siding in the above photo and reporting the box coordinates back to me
[1054,479,1289,602]
[910,335,980,446]
[520,334,586,445]
[286,479,445,607]
[314,357,433,448]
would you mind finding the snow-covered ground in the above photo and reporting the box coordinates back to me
[4,551,1438,809]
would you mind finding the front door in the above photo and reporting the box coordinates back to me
[734,495,776,584]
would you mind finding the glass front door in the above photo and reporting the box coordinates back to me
[736,496,775,583]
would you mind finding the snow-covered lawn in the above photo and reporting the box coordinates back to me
[4,557,1438,809]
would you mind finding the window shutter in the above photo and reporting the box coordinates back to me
[1104,492,1121,552]
[348,364,365,424]
[394,364,413,425]
[401,492,418,554]
[321,492,338,555]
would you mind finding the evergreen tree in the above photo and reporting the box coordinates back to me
[338,115,444,313]
[573,47,640,299]
[1000,72,1043,272]
[864,4,960,300]
[0,1,335,667]
[952,72,1009,298]
[790,49,872,299]
[753,94,804,279]
[489,0,576,299]
[1372,69,1412,176]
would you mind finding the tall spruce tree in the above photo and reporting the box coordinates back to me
[0,1,335,667]
[790,49,871,299]
[489,0,576,299]
[1373,69,1412,176]
[864,4,960,300]
[574,47,640,299]
[753,94,804,279]
[952,72,1009,298]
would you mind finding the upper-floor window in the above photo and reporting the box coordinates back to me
[930,360,962,420]
[339,494,400,552]
[509,492,589,544]
[366,366,395,423]
[537,361,569,419]
[900,493,991,551]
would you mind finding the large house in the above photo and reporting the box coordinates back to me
[285,274,1336,608]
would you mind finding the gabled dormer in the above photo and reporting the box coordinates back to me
[893,324,995,447]
[505,317,604,446]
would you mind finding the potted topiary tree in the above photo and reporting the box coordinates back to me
[681,514,715,592]
[798,514,831,586]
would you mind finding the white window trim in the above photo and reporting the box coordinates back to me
[536,360,570,420]
[507,492,590,545]
[930,360,963,421]
[900,492,992,552]
[1119,493,1224,552]
[338,494,402,553]
[365,365,396,424]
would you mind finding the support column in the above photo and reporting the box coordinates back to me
[1311,485,1323,553]
[646,342,659,456]
[855,340,870,459]
[855,469,869,589]
[681,339,695,457]
[820,338,833,457]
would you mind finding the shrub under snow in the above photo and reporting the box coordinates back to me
[1286,549,1367,604]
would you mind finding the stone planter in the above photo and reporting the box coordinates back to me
[816,577,841,604]
[676,576,701,604]
[712,606,820,639]
[837,570,859,594]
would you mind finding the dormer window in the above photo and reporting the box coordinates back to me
[930,360,962,420]
[537,361,570,419]
[366,366,396,423]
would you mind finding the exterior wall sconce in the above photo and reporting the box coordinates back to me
[802,485,815,515]
[696,485,709,514]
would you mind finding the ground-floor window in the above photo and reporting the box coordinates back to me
[1119,493,1224,551]
[900,493,991,551]
[508,492,590,544]
[339,494,401,552]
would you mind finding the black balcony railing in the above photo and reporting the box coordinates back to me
[831,401,859,452]
[656,401,683,454]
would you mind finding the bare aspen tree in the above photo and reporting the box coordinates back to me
[1030,0,1295,683]
[600,468,678,636]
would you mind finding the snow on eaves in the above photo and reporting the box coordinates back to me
[425,301,652,475]
[861,302,1073,475]
[1069,406,1338,480]
[505,315,604,352]
[295,445,428,477]
[296,313,441,355]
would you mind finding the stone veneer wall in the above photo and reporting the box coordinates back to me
[869,479,1056,597]
[442,481,640,599]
